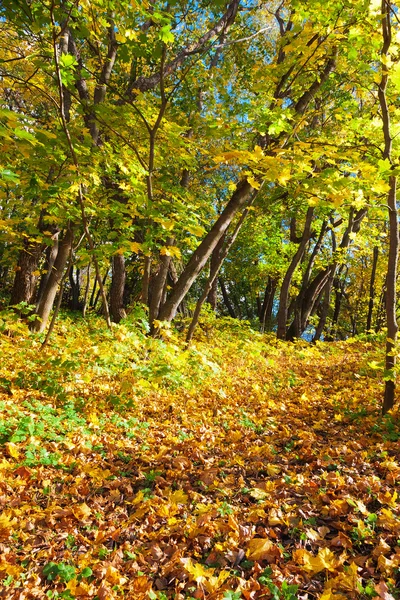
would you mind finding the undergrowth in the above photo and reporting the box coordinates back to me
[0,309,399,600]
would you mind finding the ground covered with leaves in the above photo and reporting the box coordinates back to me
[0,311,400,600]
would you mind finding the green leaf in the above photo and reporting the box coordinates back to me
[14,127,37,144]
[59,53,78,68]
[159,25,174,44]
[0,168,20,183]
[80,567,92,578]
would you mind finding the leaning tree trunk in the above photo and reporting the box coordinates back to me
[31,228,73,333]
[313,274,335,342]
[110,254,127,323]
[149,250,172,326]
[11,239,44,306]
[207,234,226,310]
[69,265,81,310]
[287,209,366,340]
[186,204,251,344]
[158,179,254,322]
[36,235,59,308]
[290,220,328,339]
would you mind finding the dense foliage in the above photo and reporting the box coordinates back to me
[1,1,399,353]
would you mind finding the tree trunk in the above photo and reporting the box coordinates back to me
[376,286,386,333]
[207,234,226,310]
[158,179,254,322]
[69,265,80,310]
[378,0,398,414]
[383,176,398,414]
[31,228,73,333]
[260,277,277,332]
[220,278,236,318]
[10,240,44,306]
[82,262,91,318]
[110,254,127,323]
[287,209,366,340]
[186,204,251,343]
[277,207,314,339]
[149,246,172,325]
[313,274,334,342]
[36,235,59,308]
[366,246,379,332]
[93,270,108,310]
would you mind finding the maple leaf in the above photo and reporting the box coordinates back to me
[294,547,340,575]
[246,538,280,562]
[181,558,215,583]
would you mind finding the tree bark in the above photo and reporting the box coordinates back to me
[69,265,80,310]
[260,276,277,332]
[158,180,254,322]
[377,0,398,414]
[290,220,328,339]
[277,207,314,339]
[110,254,127,323]
[287,209,366,340]
[207,234,226,310]
[36,234,59,308]
[31,227,73,333]
[10,239,44,306]
[186,204,251,343]
[383,176,398,414]
[149,245,173,325]
[220,278,236,318]
[366,246,379,332]
[82,262,91,318]
[313,275,334,342]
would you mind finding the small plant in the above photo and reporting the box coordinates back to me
[258,567,298,600]
[223,592,242,600]
[98,547,109,559]
[217,501,234,516]
[43,562,76,583]
[65,534,76,550]
[357,580,378,598]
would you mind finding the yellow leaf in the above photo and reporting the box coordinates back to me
[160,245,181,258]
[72,503,92,521]
[294,547,339,575]
[266,464,281,476]
[246,537,276,561]
[88,412,99,425]
[186,224,206,237]
[130,242,142,253]
[247,176,260,189]
[105,565,127,586]
[5,442,20,459]
[323,562,360,593]
[249,488,268,500]
[169,489,189,504]
[277,168,291,186]
[181,558,214,583]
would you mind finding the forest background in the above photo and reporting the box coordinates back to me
[1,0,400,599]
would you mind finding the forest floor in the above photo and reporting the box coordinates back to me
[0,311,400,600]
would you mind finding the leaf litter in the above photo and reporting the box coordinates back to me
[0,318,399,599]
